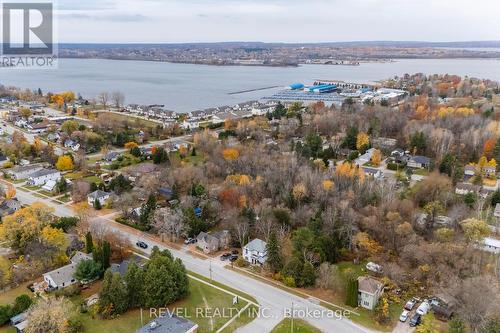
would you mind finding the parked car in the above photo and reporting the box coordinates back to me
[416,300,430,316]
[404,299,417,311]
[229,255,238,262]
[136,241,148,249]
[220,253,231,261]
[366,262,383,273]
[184,238,197,245]
[399,310,410,322]
[231,250,239,255]
[409,314,422,327]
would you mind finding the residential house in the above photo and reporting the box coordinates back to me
[43,251,92,290]
[243,238,267,265]
[196,230,230,254]
[87,190,111,206]
[42,179,58,192]
[27,122,51,134]
[136,314,198,333]
[407,156,431,169]
[5,165,43,180]
[26,168,61,186]
[455,182,481,195]
[357,276,384,310]
[111,257,145,277]
[464,165,476,177]
[482,165,496,178]
[354,148,376,166]
[0,198,21,218]
[47,132,60,142]
[362,167,383,179]
[103,151,121,162]
[481,237,500,254]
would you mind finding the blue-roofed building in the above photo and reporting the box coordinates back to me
[194,207,202,217]
[288,83,304,90]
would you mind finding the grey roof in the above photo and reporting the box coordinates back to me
[244,238,267,253]
[136,315,198,333]
[7,164,42,174]
[44,252,92,286]
[358,276,384,294]
[410,155,430,164]
[0,198,21,210]
[29,168,59,178]
[88,190,111,200]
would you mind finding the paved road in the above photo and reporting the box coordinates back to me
[8,182,375,333]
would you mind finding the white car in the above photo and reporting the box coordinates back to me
[366,262,383,273]
[416,301,430,315]
[399,310,410,322]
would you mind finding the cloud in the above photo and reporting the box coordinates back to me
[59,13,149,22]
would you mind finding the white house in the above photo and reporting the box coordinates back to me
[87,190,111,206]
[480,237,500,254]
[358,276,384,310]
[5,165,43,180]
[43,252,92,290]
[26,169,61,186]
[455,182,481,196]
[243,238,267,265]
[354,148,376,166]
[42,179,58,192]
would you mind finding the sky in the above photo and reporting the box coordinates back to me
[55,0,500,43]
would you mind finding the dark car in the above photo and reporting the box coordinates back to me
[231,250,239,255]
[184,238,197,245]
[136,241,148,249]
[409,314,421,327]
[229,255,238,262]
[220,253,231,261]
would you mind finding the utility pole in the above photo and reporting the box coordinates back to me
[291,301,294,333]
[209,259,213,281]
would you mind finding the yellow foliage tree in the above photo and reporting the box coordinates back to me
[0,256,12,288]
[41,226,68,251]
[292,183,307,201]
[0,203,54,250]
[222,148,239,160]
[354,232,383,257]
[460,218,491,243]
[124,141,138,150]
[335,162,365,182]
[371,149,382,166]
[322,180,334,191]
[356,132,370,150]
[5,185,16,199]
[55,155,74,171]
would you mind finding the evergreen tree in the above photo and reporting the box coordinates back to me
[93,198,102,210]
[448,316,466,333]
[102,241,111,269]
[140,194,157,225]
[124,262,145,308]
[491,189,500,207]
[266,231,283,273]
[152,147,168,164]
[301,261,316,287]
[99,270,129,317]
[345,278,359,307]
[85,232,93,254]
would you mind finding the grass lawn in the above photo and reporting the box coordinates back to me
[0,282,33,305]
[76,277,252,333]
[38,189,57,197]
[84,175,103,184]
[271,318,321,333]
[21,185,40,191]
[413,168,429,176]
[65,172,84,180]
[95,112,160,129]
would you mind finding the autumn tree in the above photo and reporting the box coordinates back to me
[4,185,16,199]
[416,313,439,333]
[356,132,370,151]
[223,148,239,160]
[55,155,74,171]
[371,149,382,166]
[26,297,74,333]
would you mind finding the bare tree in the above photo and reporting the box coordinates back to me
[97,91,109,109]
[111,91,125,109]
[153,207,186,242]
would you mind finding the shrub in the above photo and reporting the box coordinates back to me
[235,257,247,267]
[283,276,296,287]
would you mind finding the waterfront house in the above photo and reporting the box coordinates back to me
[358,276,384,310]
[26,169,61,186]
[243,238,267,265]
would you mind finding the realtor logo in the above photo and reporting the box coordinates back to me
[0,2,56,68]
[2,2,53,55]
